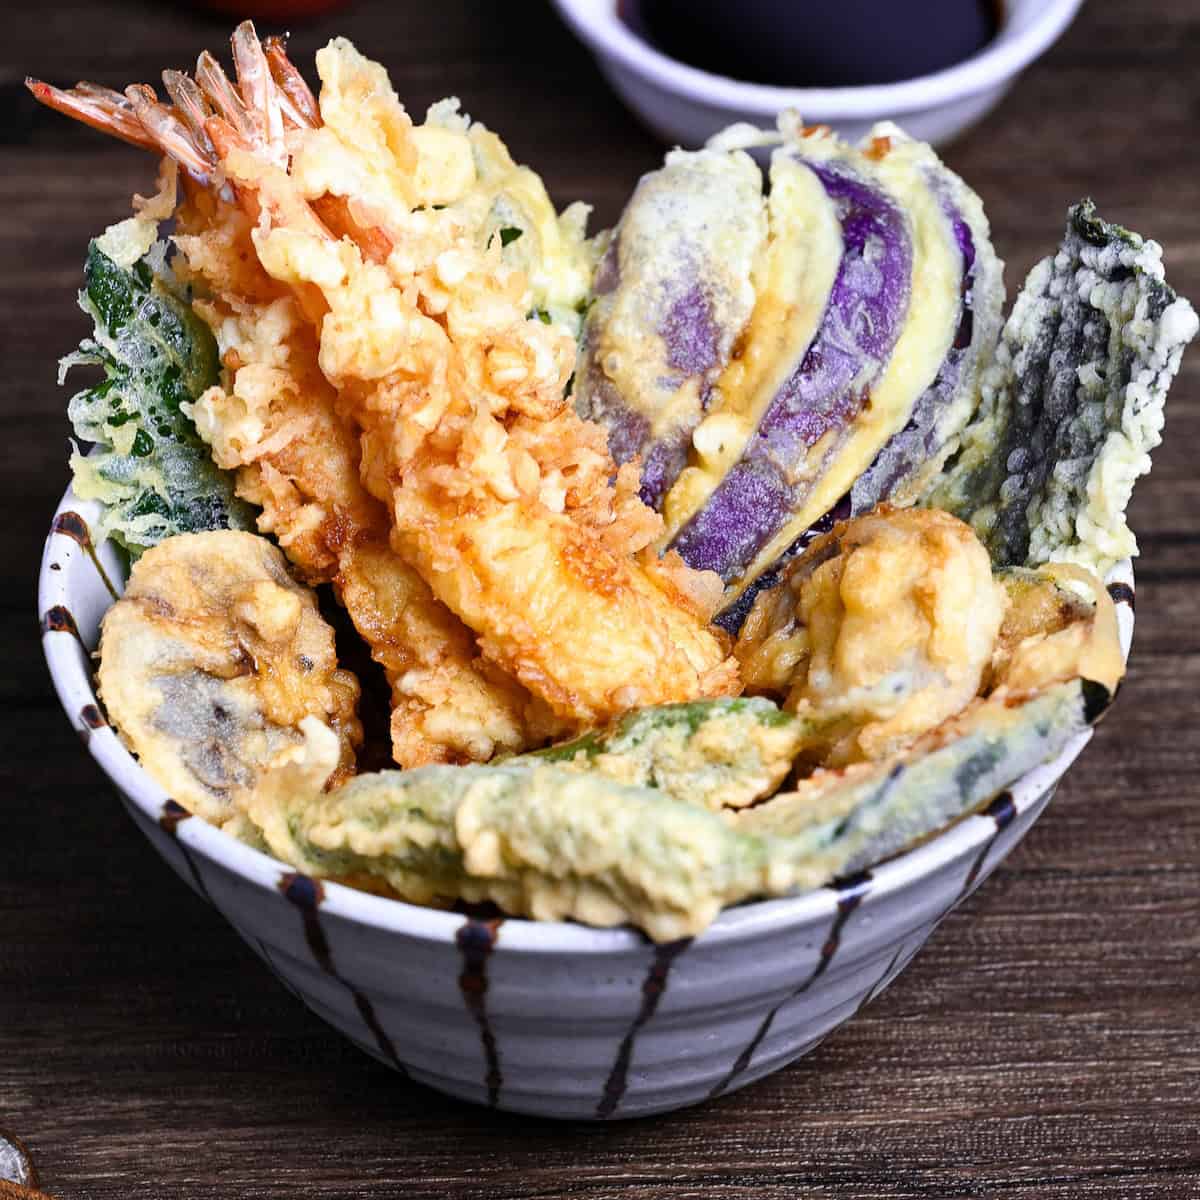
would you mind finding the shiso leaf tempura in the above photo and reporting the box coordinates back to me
[62,194,255,556]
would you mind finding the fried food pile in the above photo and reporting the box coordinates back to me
[44,29,736,771]
[33,25,1195,938]
[228,508,1124,941]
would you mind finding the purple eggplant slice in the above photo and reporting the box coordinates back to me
[923,201,1198,574]
[666,155,913,583]
[574,147,766,507]
[663,129,993,633]
[850,139,1005,513]
[715,140,1004,635]
[575,125,986,631]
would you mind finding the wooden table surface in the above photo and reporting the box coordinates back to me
[3,2,1198,1196]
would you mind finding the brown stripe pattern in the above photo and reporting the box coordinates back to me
[596,937,692,1119]
[40,605,83,644]
[80,703,106,730]
[957,790,1017,902]
[255,938,302,1002]
[1106,580,1135,610]
[157,799,213,902]
[49,510,91,546]
[456,917,506,1107]
[278,872,410,1077]
[708,871,872,1101]
[851,943,908,1020]
[50,509,119,599]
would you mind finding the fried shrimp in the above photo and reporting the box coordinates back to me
[97,530,362,827]
[336,540,565,764]
[34,28,566,766]
[32,26,740,733]
[184,279,552,764]
[225,40,739,724]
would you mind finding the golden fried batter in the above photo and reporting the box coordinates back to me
[989,564,1123,698]
[337,540,566,763]
[44,29,740,760]
[207,38,739,726]
[97,530,361,826]
[736,507,1007,765]
[182,271,548,764]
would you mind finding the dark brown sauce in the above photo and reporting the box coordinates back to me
[623,0,1002,88]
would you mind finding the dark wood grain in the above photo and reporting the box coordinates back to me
[3,2,1198,1197]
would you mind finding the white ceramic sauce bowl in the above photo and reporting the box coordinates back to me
[550,0,1085,148]
[39,486,1134,1119]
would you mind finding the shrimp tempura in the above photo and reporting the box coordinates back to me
[30,25,740,742]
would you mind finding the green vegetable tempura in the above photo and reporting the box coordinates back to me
[61,239,254,557]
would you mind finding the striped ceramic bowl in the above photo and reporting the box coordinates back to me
[39,485,1136,1120]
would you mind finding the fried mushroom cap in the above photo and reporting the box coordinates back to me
[735,506,1008,765]
[98,529,361,826]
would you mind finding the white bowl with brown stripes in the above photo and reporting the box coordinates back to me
[39,486,1136,1120]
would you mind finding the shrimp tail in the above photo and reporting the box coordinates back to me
[25,77,159,152]
[265,35,320,129]
[26,20,318,183]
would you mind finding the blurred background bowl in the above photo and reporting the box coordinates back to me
[550,0,1086,147]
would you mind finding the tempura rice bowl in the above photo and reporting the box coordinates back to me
[40,484,1136,1119]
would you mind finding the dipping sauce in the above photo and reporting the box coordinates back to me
[624,0,1002,87]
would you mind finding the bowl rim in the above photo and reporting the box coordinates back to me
[549,0,1086,119]
[39,484,1133,956]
